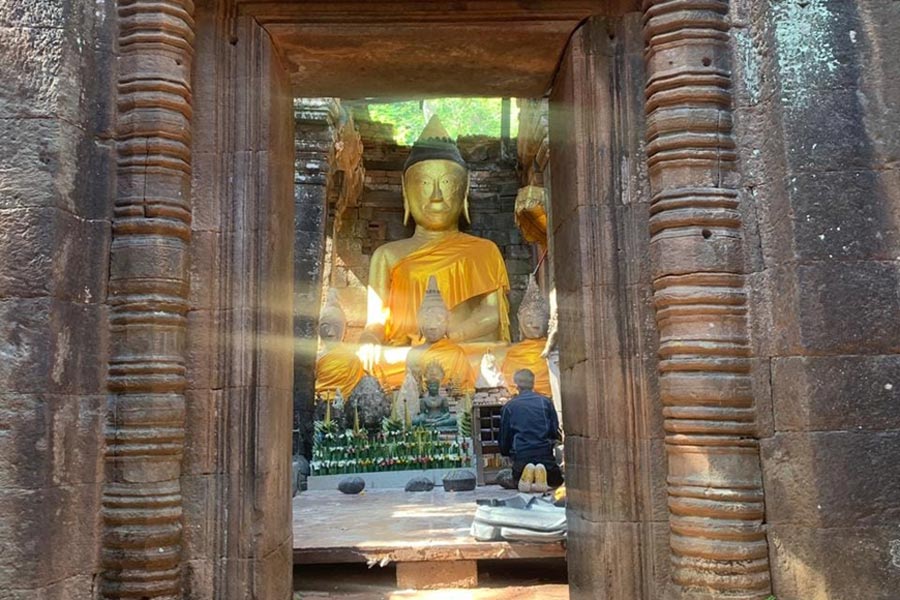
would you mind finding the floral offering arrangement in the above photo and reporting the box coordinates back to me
[310,417,472,476]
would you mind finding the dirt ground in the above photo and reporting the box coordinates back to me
[293,559,569,599]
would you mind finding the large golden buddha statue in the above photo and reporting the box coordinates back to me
[362,115,511,348]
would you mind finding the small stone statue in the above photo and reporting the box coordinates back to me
[348,375,391,433]
[475,349,505,389]
[398,371,421,424]
[501,275,552,397]
[411,362,457,432]
[405,276,476,392]
[315,289,365,400]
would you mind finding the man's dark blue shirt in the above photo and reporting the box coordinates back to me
[499,390,559,462]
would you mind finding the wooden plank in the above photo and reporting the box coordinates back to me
[294,540,566,565]
[292,488,566,565]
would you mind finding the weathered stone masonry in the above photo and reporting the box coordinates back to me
[102,0,195,596]
[643,0,770,597]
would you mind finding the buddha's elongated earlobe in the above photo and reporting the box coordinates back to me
[463,172,471,224]
[402,176,410,225]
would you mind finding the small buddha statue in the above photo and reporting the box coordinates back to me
[361,115,511,348]
[411,361,457,431]
[405,276,476,393]
[314,289,365,400]
[501,275,552,397]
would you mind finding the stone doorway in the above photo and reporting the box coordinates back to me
[8,0,900,598]
[103,0,776,597]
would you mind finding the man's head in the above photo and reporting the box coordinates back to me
[402,115,469,229]
[513,369,535,393]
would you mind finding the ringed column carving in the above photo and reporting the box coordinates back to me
[642,1,772,598]
[102,0,195,597]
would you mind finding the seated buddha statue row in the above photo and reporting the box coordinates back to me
[312,115,554,432]
[314,273,552,406]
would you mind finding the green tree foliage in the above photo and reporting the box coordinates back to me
[368,98,518,145]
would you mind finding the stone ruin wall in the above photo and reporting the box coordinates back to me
[323,104,536,344]
[3,1,900,598]
[292,99,337,456]
[728,2,900,598]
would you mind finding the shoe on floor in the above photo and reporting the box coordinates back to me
[518,463,536,493]
[533,463,549,493]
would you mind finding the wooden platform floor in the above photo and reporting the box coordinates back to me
[292,487,566,565]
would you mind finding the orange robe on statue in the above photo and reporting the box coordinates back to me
[501,338,552,397]
[419,338,477,393]
[315,347,365,400]
[384,232,511,345]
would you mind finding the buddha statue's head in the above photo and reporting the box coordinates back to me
[517,275,550,340]
[423,361,445,396]
[318,288,347,342]
[417,276,450,343]
[402,115,470,231]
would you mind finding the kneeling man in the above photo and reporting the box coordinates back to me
[499,369,563,492]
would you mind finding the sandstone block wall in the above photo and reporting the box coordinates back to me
[0,0,115,595]
[293,99,335,457]
[731,1,900,597]
[183,10,295,598]
[550,16,668,600]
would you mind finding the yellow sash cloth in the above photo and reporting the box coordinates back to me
[501,338,552,397]
[420,338,477,393]
[315,347,365,400]
[385,232,511,345]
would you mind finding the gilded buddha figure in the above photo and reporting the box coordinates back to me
[501,275,552,397]
[362,115,511,348]
[405,276,476,393]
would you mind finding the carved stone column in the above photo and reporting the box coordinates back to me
[102,0,195,596]
[642,1,772,597]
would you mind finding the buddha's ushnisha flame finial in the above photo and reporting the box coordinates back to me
[320,288,346,328]
[424,360,445,385]
[419,114,452,141]
[418,275,449,317]
[404,115,466,171]
[517,274,550,324]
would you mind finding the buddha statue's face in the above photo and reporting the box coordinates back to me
[403,160,468,231]
[519,309,549,340]
[319,317,345,342]
[418,307,449,343]
[426,380,441,396]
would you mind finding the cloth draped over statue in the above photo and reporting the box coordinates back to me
[419,338,477,393]
[501,338,552,397]
[385,232,511,345]
[315,348,365,400]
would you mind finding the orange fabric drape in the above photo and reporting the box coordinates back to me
[384,232,510,345]
[420,338,477,393]
[501,338,552,397]
[315,347,365,400]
